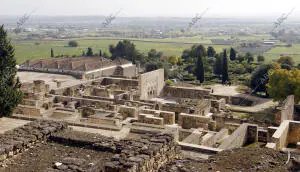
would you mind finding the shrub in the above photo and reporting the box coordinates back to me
[257,55,265,63]
[277,56,294,66]
[68,40,78,47]
[165,80,175,86]
[234,64,247,74]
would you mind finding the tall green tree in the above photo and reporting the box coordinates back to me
[51,48,54,58]
[267,69,300,103]
[99,50,102,56]
[257,55,265,63]
[277,56,294,66]
[245,52,254,63]
[237,54,245,62]
[214,53,223,75]
[229,47,237,61]
[109,40,140,64]
[193,44,207,57]
[0,25,23,117]
[86,47,93,56]
[196,54,205,83]
[222,49,229,84]
[250,63,279,94]
[207,46,216,57]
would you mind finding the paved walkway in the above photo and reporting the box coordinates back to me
[0,117,30,134]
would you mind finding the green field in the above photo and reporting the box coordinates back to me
[11,36,300,65]
[12,38,227,64]
[264,44,300,64]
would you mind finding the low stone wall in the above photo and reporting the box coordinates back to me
[162,86,210,99]
[138,114,164,125]
[178,113,210,129]
[118,105,138,119]
[271,120,290,150]
[203,129,228,147]
[49,130,180,172]
[101,77,139,90]
[14,105,42,116]
[0,120,67,162]
[21,99,38,107]
[81,117,121,126]
[287,121,300,144]
[214,114,244,131]
[54,95,115,110]
[104,133,180,172]
[218,123,258,150]
[211,98,226,111]
[141,109,175,125]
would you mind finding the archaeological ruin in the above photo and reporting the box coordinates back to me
[1,56,300,171]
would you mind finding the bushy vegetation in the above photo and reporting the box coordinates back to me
[165,80,175,86]
[68,40,79,47]
[267,69,300,103]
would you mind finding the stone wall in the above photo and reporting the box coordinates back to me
[0,120,67,162]
[161,104,190,114]
[122,65,137,78]
[81,117,121,126]
[14,105,42,116]
[139,69,164,100]
[50,79,100,95]
[49,130,180,172]
[21,99,38,107]
[211,98,226,112]
[204,128,229,147]
[279,95,295,123]
[218,123,258,150]
[104,133,180,172]
[178,113,211,129]
[118,105,138,119]
[161,86,210,99]
[54,96,115,111]
[141,109,175,125]
[138,114,164,125]
[287,121,300,144]
[271,120,290,150]
[214,114,243,131]
[101,77,139,91]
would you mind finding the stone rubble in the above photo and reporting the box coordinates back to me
[0,120,68,162]
[49,130,180,172]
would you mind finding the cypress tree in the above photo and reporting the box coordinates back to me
[222,49,229,84]
[196,54,205,84]
[0,25,23,117]
[229,47,236,61]
[99,50,102,56]
[214,53,223,75]
[51,48,54,57]
[86,47,93,56]
[207,46,216,57]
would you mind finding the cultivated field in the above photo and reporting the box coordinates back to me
[12,37,227,64]
[12,37,300,65]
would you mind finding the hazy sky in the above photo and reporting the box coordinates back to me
[1,0,300,18]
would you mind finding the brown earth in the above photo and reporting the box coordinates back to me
[0,136,114,172]
[160,147,299,172]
